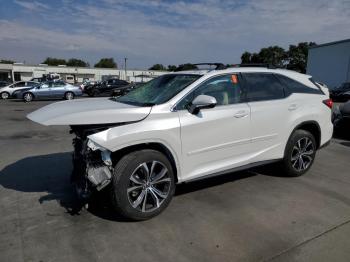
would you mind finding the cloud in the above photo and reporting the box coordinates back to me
[14,0,49,11]
[1,0,349,68]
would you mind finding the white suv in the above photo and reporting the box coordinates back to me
[28,65,333,220]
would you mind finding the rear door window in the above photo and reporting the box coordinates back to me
[275,74,322,94]
[242,73,285,102]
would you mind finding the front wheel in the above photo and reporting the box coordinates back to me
[281,130,316,177]
[111,149,175,220]
[1,92,10,99]
[23,92,33,102]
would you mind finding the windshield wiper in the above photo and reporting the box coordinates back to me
[110,98,155,107]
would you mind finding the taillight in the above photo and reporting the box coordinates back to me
[323,98,333,109]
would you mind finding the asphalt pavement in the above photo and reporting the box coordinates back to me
[0,99,350,262]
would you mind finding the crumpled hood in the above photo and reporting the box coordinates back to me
[27,98,152,125]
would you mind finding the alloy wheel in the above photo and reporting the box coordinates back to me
[24,93,32,102]
[291,137,315,171]
[1,92,9,99]
[66,92,74,100]
[127,160,171,212]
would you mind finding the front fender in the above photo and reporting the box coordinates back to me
[88,113,183,180]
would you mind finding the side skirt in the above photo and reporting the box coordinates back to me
[181,159,281,184]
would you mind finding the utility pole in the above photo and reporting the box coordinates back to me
[124,57,128,81]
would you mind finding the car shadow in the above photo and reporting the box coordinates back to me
[0,153,86,215]
[0,152,273,222]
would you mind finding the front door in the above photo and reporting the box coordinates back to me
[35,84,51,98]
[177,74,251,181]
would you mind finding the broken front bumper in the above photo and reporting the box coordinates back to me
[71,137,114,198]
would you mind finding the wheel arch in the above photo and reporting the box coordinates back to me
[1,91,10,98]
[23,91,35,99]
[64,91,74,97]
[110,142,180,182]
[289,120,321,149]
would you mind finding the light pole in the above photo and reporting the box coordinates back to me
[124,57,128,81]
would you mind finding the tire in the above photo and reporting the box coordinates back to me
[23,92,33,102]
[65,91,74,100]
[87,90,95,97]
[281,130,317,177]
[1,92,10,100]
[111,149,175,220]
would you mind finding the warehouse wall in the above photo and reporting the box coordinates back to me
[307,41,350,89]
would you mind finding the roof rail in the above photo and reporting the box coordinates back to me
[192,63,226,70]
[229,63,278,69]
[174,63,226,72]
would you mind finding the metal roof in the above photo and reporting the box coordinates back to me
[309,39,350,49]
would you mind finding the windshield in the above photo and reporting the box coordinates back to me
[115,74,201,106]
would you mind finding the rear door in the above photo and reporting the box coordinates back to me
[177,74,252,181]
[241,73,290,162]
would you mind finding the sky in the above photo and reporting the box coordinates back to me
[0,0,349,69]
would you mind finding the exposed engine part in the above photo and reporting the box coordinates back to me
[87,165,112,191]
[101,150,112,166]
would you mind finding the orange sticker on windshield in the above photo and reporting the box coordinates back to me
[231,74,238,84]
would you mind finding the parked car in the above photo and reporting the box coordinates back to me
[15,80,82,102]
[330,82,350,102]
[0,81,39,99]
[332,100,350,127]
[30,77,45,83]
[0,80,10,87]
[27,65,333,220]
[85,78,129,97]
[80,80,98,92]
[110,82,141,97]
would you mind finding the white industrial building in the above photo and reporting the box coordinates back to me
[307,39,350,89]
[0,63,166,83]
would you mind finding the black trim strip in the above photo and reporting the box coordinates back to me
[182,159,281,184]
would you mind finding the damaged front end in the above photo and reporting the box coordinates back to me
[70,124,115,199]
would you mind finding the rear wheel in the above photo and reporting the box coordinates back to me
[23,92,33,102]
[281,130,316,177]
[111,149,175,220]
[65,91,74,100]
[1,92,10,99]
[87,90,96,97]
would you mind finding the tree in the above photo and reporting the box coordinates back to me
[148,64,166,71]
[94,58,117,68]
[67,58,89,67]
[241,52,252,64]
[175,63,198,71]
[241,46,287,66]
[167,65,177,71]
[258,46,287,67]
[286,42,316,73]
[240,42,317,73]
[0,59,14,64]
[42,57,67,66]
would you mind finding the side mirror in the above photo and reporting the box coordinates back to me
[188,95,217,114]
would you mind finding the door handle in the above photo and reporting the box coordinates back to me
[234,110,248,118]
[288,104,298,111]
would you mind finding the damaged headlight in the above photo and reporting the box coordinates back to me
[87,139,112,166]
[87,139,104,151]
